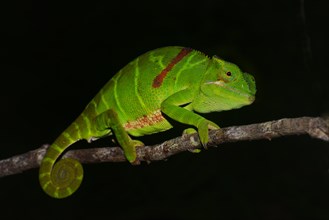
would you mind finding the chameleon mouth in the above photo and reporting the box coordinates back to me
[206,80,255,103]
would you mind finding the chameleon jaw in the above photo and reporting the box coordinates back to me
[206,80,254,103]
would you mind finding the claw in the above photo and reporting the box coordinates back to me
[198,120,220,148]
[208,121,220,130]
[188,148,202,153]
[131,139,145,147]
[125,140,144,164]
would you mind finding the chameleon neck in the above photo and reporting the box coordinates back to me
[38,113,93,198]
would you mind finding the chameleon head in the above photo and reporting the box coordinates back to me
[193,55,256,113]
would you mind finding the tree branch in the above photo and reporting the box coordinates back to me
[1,116,328,178]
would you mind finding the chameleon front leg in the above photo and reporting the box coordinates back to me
[161,88,219,147]
[95,109,143,163]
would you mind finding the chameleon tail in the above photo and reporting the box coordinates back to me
[39,123,83,199]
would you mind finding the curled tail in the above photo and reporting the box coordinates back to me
[39,126,83,199]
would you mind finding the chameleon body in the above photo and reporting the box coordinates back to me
[39,46,256,198]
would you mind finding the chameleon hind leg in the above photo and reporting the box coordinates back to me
[95,109,143,163]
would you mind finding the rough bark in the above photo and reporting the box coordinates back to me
[0,116,328,177]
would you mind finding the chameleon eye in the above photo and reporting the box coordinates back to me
[226,72,232,76]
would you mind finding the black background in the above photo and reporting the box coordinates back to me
[1,0,329,219]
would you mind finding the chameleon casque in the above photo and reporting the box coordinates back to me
[39,46,256,198]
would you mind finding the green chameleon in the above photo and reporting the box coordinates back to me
[39,46,256,198]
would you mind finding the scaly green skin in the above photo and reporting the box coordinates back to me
[39,46,256,198]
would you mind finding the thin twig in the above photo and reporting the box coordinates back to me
[0,116,328,178]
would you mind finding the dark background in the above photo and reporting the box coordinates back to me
[1,0,328,219]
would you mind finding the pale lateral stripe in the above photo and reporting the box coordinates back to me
[99,88,110,110]
[88,99,97,109]
[89,99,99,115]
[63,131,75,142]
[81,112,92,135]
[66,187,73,195]
[73,122,82,139]
[43,157,55,163]
[189,57,208,67]
[51,144,63,153]
[39,173,50,178]
[113,71,128,119]
[134,58,148,111]
[42,181,51,190]
[54,191,59,198]
[149,52,165,69]
[174,55,207,91]
[173,53,196,91]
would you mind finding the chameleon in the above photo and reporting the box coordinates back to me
[39,46,256,199]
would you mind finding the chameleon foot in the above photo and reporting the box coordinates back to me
[124,139,144,164]
[197,120,220,149]
[183,128,200,150]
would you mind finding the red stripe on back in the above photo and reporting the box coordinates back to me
[152,47,193,88]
